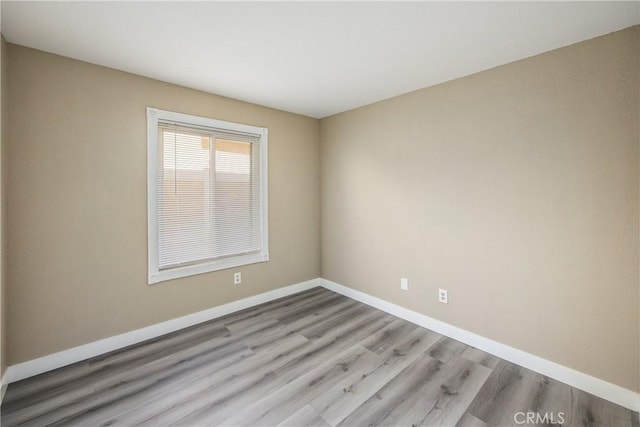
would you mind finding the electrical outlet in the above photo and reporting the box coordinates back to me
[438,288,448,304]
[234,272,242,285]
[400,278,408,291]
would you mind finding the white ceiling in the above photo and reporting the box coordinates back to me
[2,1,639,118]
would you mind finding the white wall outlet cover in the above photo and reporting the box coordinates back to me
[438,288,448,304]
[234,272,242,285]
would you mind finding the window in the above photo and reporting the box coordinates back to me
[147,108,268,284]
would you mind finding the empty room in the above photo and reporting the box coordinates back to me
[0,1,638,426]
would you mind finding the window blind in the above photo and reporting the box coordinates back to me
[156,121,263,270]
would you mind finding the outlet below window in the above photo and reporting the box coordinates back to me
[438,288,448,304]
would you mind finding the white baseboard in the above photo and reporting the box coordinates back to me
[5,278,320,384]
[0,370,7,406]
[319,278,640,413]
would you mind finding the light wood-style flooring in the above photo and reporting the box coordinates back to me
[1,287,638,426]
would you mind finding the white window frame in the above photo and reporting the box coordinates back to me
[147,107,269,284]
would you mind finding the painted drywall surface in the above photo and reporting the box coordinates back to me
[320,27,640,391]
[7,45,320,364]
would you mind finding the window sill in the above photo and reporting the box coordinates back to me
[149,252,269,284]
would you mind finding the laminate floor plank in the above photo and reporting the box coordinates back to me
[459,346,501,370]
[121,334,314,427]
[237,318,293,353]
[359,317,419,355]
[394,357,491,427]
[135,368,285,426]
[220,344,378,427]
[1,287,636,427]
[223,287,327,325]
[336,353,442,426]
[310,326,442,426]
[277,405,331,427]
[466,359,634,427]
[456,412,487,427]
[63,334,310,427]
[466,360,549,425]
[241,297,364,352]
[274,293,347,325]
[223,288,337,333]
[273,310,394,385]
[427,335,470,364]
[290,301,371,341]
[564,389,634,427]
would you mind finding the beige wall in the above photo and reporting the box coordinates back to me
[320,27,640,391]
[7,45,320,364]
